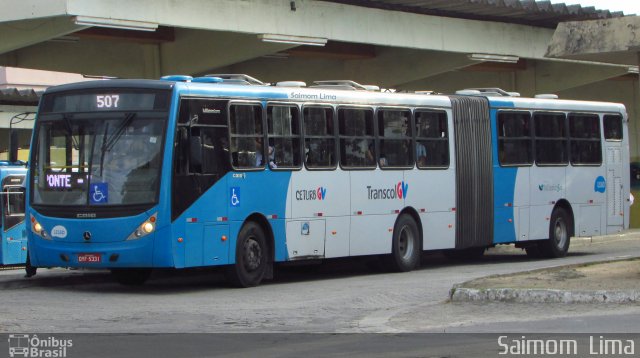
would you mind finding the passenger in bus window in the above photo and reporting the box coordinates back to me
[267,144,276,169]
[254,137,276,168]
[379,155,388,167]
[416,142,427,166]
[254,138,264,167]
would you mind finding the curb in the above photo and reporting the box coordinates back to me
[449,286,640,304]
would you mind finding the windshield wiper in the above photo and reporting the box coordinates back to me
[99,112,136,176]
[62,114,80,150]
[99,123,109,177]
[102,112,136,153]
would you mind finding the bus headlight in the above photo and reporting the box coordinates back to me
[30,214,50,240]
[127,213,157,241]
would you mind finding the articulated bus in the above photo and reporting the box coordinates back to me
[26,75,630,286]
[0,161,27,265]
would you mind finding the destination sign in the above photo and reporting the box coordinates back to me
[40,90,169,113]
[44,172,87,190]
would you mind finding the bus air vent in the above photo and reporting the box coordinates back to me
[455,90,481,96]
[192,77,224,83]
[312,80,379,91]
[458,88,520,97]
[203,74,265,86]
[534,94,559,99]
[276,81,307,87]
[160,75,193,82]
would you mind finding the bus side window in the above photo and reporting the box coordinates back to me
[604,114,623,141]
[377,108,412,168]
[2,187,25,231]
[534,112,568,166]
[415,110,449,169]
[303,106,336,169]
[229,103,264,169]
[338,107,375,169]
[267,104,301,169]
[569,113,601,166]
[497,111,532,166]
[176,98,230,176]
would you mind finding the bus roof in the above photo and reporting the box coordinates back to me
[41,78,627,114]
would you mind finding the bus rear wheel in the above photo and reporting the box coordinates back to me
[539,207,572,258]
[384,214,420,272]
[110,268,152,286]
[226,222,268,288]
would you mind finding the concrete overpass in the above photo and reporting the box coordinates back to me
[0,0,638,156]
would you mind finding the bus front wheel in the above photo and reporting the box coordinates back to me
[384,214,420,272]
[226,222,268,288]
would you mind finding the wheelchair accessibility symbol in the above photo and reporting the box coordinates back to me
[90,182,108,204]
[230,187,241,207]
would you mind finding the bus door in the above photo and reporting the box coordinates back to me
[290,105,345,259]
[1,175,27,264]
[603,114,625,230]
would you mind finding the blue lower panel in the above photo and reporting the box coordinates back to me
[493,207,517,244]
[2,225,27,265]
[29,235,158,268]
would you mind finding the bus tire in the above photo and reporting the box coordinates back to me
[539,207,572,258]
[385,214,420,272]
[111,268,151,286]
[226,221,268,288]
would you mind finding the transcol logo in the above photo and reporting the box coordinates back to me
[295,187,327,201]
[367,181,409,200]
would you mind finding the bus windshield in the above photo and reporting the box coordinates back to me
[31,113,165,207]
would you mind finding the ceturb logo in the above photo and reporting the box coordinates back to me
[295,187,327,201]
[367,181,409,200]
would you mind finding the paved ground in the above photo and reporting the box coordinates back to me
[450,232,640,304]
[460,258,640,291]
[1,230,640,335]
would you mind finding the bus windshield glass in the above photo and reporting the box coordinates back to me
[31,113,166,207]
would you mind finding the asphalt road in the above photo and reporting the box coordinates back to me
[1,232,639,356]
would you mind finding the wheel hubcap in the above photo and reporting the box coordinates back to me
[243,237,262,271]
[398,226,415,260]
[554,218,567,248]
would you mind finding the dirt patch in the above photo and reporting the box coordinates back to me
[462,259,640,291]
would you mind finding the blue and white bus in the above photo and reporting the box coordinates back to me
[0,161,27,266]
[26,75,630,286]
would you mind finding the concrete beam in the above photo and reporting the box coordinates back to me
[160,29,296,76]
[533,59,631,94]
[222,49,477,88]
[0,17,82,54]
[10,40,154,78]
[5,0,555,59]
[344,49,477,88]
[0,0,67,22]
[395,70,516,94]
[546,16,640,65]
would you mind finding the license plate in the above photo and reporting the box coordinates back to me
[78,253,101,263]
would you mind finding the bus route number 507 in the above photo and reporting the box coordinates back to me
[96,94,120,109]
